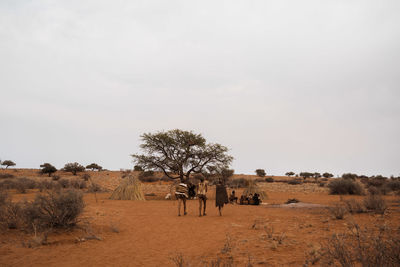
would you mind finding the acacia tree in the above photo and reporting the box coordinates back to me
[132,129,233,182]
[255,169,266,177]
[86,163,103,171]
[40,163,57,177]
[63,162,85,175]
[1,160,16,169]
[285,171,295,177]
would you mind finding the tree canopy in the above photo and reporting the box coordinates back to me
[1,160,16,169]
[40,163,57,177]
[86,163,103,171]
[63,162,85,175]
[255,169,266,177]
[132,129,233,182]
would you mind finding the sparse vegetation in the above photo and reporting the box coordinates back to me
[63,162,85,175]
[328,178,364,195]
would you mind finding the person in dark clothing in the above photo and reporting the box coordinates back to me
[252,193,260,205]
[215,180,229,216]
[229,190,238,204]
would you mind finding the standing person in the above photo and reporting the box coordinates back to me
[215,179,229,216]
[175,183,188,216]
[197,177,208,216]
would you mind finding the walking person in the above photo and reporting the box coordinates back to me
[215,179,229,216]
[175,182,188,216]
[197,177,208,216]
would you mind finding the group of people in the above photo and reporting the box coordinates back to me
[174,177,229,216]
[239,193,261,205]
[229,190,261,205]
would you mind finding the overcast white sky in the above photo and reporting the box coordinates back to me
[1,0,399,176]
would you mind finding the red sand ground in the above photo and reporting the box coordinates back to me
[0,170,399,266]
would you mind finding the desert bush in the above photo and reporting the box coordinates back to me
[70,179,87,189]
[87,183,103,193]
[0,173,14,179]
[52,175,61,181]
[368,176,388,188]
[0,201,25,229]
[343,199,366,214]
[329,204,347,219]
[38,180,59,192]
[25,189,85,229]
[320,223,400,267]
[265,177,274,183]
[140,170,154,177]
[58,179,70,188]
[227,177,249,188]
[341,173,358,180]
[328,179,364,195]
[13,178,37,193]
[288,179,302,185]
[386,180,400,192]
[82,173,91,181]
[138,175,159,183]
[363,194,387,214]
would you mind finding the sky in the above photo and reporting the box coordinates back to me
[1,0,399,177]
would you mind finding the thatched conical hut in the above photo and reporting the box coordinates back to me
[110,176,145,200]
[242,180,268,200]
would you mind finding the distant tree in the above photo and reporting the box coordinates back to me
[314,172,321,178]
[132,129,233,182]
[1,160,16,169]
[285,171,295,177]
[322,172,334,178]
[63,162,85,175]
[204,166,234,185]
[255,169,266,177]
[86,163,102,171]
[299,172,313,180]
[133,165,143,171]
[40,163,57,177]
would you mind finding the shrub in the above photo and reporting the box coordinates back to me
[25,189,85,229]
[343,199,366,214]
[0,173,14,179]
[368,176,388,187]
[0,201,24,229]
[328,179,364,195]
[70,179,87,189]
[288,179,302,185]
[386,180,400,192]
[363,194,387,214]
[227,177,248,188]
[320,223,400,267]
[341,173,358,180]
[58,179,70,188]
[82,173,91,181]
[329,204,347,219]
[87,183,103,193]
[138,175,159,183]
[52,175,61,181]
[13,178,37,194]
[265,177,274,183]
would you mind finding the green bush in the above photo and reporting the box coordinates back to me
[328,179,364,195]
